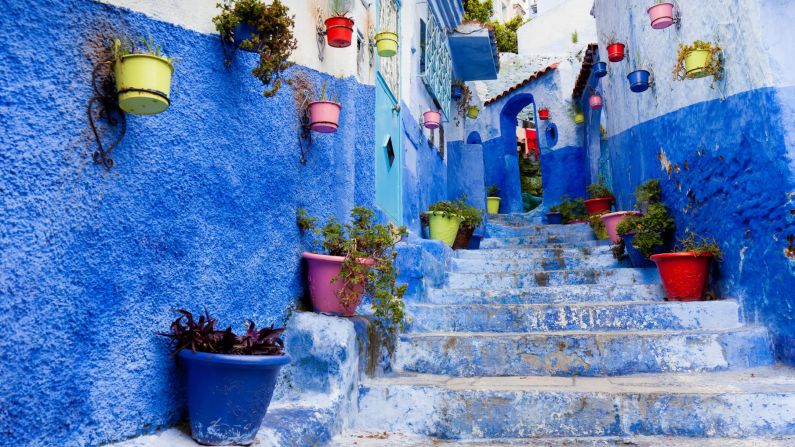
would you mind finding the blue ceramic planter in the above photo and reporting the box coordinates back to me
[451,84,464,101]
[627,70,651,93]
[593,62,608,78]
[178,349,291,445]
[622,232,670,268]
[547,212,563,225]
[233,23,262,52]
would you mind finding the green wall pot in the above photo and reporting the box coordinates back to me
[375,31,398,57]
[684,49,711,79]
[427,211,462,247]
[487,197,501,214]
[467,106,480,119]
[114,54,174,115]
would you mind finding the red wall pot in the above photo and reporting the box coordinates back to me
[325,16,354,48]
[589,95,603,110]
[650,252,713,301]
[584,197,613,215]
[607,43,626,62]
[538,108,550,120]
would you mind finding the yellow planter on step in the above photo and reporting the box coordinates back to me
[487,197,501,214]
[427,211,462,247]
[375,32,398,57]
[684,49,711,79]
[114,54,174,115]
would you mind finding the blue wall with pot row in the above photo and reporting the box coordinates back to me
[0,1,376,445]
[605,86,795,364]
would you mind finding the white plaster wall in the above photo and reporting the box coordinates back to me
[517,0,597,56]
[592,0,787,137]
[99,0,376,84]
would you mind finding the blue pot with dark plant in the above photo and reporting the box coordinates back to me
[621,232,656,268]
[233,22,263,52]
[627,70,651,92]
[451,84,464,101]
[593,61,608,78]
[163,310,290,445]
[547,212,563,225]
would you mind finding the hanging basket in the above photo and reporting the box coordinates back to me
[627,69,651,92]
[114,54,174,115]
[593,61,608,78]
[538,108,550,120]
[451,84,464,101]
[325,16,354,48]
[309,101,342,133]
[423,110,441,129]
[647,2,675,30]
[589,95,603,110]
[374,31,398,57]
[607,43,626,62]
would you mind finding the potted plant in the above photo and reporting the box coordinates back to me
[593,61,608,78]
[651,232,723,301]
[607,39,626,62]
[309,82,341,133]
[486,185,501,214]
[589,212,609,240]
[616,202,675,268]
[673,40,723,82]
[161,309,290,445]
[569,102,585,125]
[423,109,442,129]
[452,196,484,250]
[556,198,588,224]
[547,206,563,224]
[584,182,614,215]
[538,107,550,120]
[601,210,641,243]
[627,51,652,93]
[467,105,480,119]
[300,207,407,326]
[634,178,662,213]
[427,200,463,246]
[325,0,355,48]
[213,0,297,97]
[648,1,675,30]
[112,36,174,115]
[375,31,399,57]
[589,94,603,110]
[451,81,465,101]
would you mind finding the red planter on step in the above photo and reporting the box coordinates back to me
[325,16,354,48]
[650,252,713,301]
[584,197,613,215]
[607,43,626,62]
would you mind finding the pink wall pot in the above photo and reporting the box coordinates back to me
[589,95,603,110]
[600,211,640,243]
[302,252,373,316]
[647,3,675,30]
[309,101,341,133]
[423,110,441,129]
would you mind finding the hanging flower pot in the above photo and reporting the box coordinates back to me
[451,84,464,100]
[601,211,640,243]
[309,100,342,133]
[114,54,174,115]
[651,253,713,301]
[467,106,480,119]
[593,61,608,78]
[683,49,712,79]
[423,110,441,129]
[574,112,585,124]
[232,22,262,52]
[627,69,651,92]
[302,252,374,315]
[584,197,613,215]
[647,2,675,30]
[487,197,501,214]
[607,42,626,62]
[427,211,463,247]
[325,16,354,48]
[538,108,550,120]
[589,94,603,110]
[547,212,563,225]
[374,31,399,57]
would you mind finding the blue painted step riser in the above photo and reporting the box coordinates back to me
[356,385,795,438]
[426,284,666,305]
[406,301,741,333]
[486,223,596,238]
[395,327,774,376]
[480,238,601,249]
[456,246,613,260]
[450,256,625,273]
[446,268,660,290]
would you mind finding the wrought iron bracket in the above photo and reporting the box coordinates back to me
[87,60,126,169]
[316,9,327,62]
[298,97,313,165]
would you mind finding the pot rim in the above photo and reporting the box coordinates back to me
[650,252,713,260]
[302,252,375,265]
[374,31,399,39]
[584,197,614,203]
[118,53,174,73]
[309,100,341,108]
[325,16,355,25]
[426,211,463,220]
[602,210,640,218]
[647,2,674,13]
[487,196,501,200]
[178,348,291,366]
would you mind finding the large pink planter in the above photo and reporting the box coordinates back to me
[647,2,675,30]
[423,110,441,129]
[309,101,341,133]
[601,211,640,243]
[302,252,372,316]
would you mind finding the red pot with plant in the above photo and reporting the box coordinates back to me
[651,233,722,301]
[538,108,550,120]
[325,16,354,48]
[607,42,626,62]
[585,182,614,215]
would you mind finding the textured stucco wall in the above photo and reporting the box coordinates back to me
[0,1,375,445]
[591,0,795,363]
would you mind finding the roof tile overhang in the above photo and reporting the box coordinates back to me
[571,43,599,98]
[484,63,559,106]
[449,21,500,81]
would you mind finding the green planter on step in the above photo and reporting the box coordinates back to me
[427,211,462,247]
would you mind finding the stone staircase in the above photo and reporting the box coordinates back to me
[331,217,795,446]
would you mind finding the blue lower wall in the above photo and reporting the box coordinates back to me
[540,145,588,207]
[606,86,795,364]
[0,1,374,445]
[482,136,523,213]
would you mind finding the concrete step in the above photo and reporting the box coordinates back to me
[480,237,601,249]
[425,284,666,305]
[486,222,595,239]
[456,245,612,261]
[446,268,659,290]
[354,367,795,439]
[330,432,795,446]
[395,326,773,376]
[450,255,626,273]
[406,300,741,333]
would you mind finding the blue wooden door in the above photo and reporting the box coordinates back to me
[375,0,402,224]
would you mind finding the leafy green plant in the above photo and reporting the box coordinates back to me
[673,40,723,83]
[487,184,500,197]
[428,200,460,218]
[587,182,613,199]
[677,231,723,259]
[571,30,579,44]
[463,0,524,53]
[160,309,285,355]
[296,208,317,233]
[300,207,408,332]
[635,179,662,205]
[555,198,588,223]
[454,196,484,229]
[463,0,493,23]
[616,203,675,258]
[316,81,341,103]
[213,0,297,97]
[112,36,174,64]
[589,213,608,240]
[519,157,542,196]
[454,81,474,116]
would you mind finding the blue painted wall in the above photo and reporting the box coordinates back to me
[0,1,375,445]
[540,145,588,206]
[605,86,795,364]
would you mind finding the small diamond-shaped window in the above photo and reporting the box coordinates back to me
[385,137,395,169]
